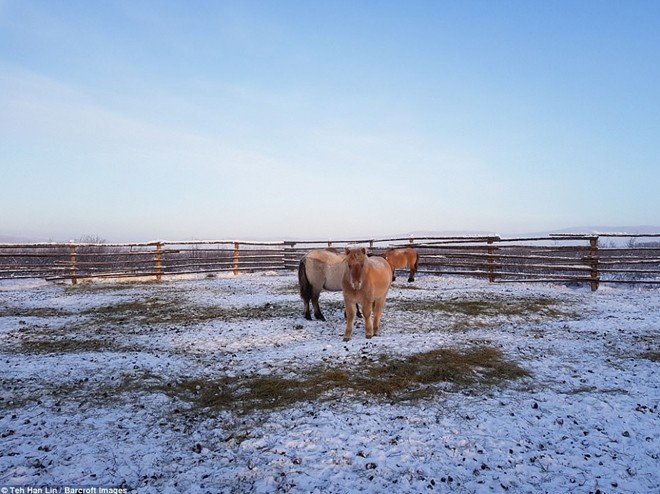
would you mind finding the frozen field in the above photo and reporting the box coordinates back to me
[0,273,658,493]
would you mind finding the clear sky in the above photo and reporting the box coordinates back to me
[1,1,659,242]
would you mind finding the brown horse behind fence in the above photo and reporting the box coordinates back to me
[382,247,419,282]
[342,247,392,341]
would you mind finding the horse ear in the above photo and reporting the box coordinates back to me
[361,247,366,254]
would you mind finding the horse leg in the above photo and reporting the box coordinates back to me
[312,291,325,321]
[373,298,386,337]
[363,301,374,339]
[408,254,419,282]
[303,296,312,320]
[343,298,357,341]
[407,264,415,282]
[344,304,362,320]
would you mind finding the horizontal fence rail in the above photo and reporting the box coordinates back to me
[1,234,660,290]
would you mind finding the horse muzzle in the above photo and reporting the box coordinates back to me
[350,280,362,290]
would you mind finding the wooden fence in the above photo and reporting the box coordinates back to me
[1,234,660,290]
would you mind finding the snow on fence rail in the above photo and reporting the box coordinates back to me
[1,234,660,290]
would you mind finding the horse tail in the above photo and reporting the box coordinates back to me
[298,257,313,301]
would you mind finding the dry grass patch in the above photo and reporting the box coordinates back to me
[18,337,135,354]
[156,346,530,415]
[392,294,577,332]
[395,295,566,318]
[640,352,660,362]
[0,307,72,318]
[79,296,296,328]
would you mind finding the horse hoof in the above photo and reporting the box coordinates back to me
[304,314,312,321]
[343,337,351,342]
[366,335,373,339]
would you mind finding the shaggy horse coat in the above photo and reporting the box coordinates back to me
[342,247,392,341]
[298,249,347,321]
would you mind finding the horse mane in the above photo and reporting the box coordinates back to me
[345,247,367,261]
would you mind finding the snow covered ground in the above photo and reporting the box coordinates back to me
[0,273,658,493]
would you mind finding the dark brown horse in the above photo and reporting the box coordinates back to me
[342,247,392,341]
[382,247,419,282]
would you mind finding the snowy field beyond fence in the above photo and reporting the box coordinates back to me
[0,273,658,493]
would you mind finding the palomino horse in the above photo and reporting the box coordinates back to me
[299,249,362,321]
[382,247,419,282]
[342,247,392,341]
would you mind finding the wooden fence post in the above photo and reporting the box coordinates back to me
[69,244,77,285]
[590,237,599,291]
[155,242,163,281]
[233,242,240,275]
[487,237,496,283]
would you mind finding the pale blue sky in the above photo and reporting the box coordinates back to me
[1,1,659,241]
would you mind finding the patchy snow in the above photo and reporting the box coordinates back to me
[0,274,658,493]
